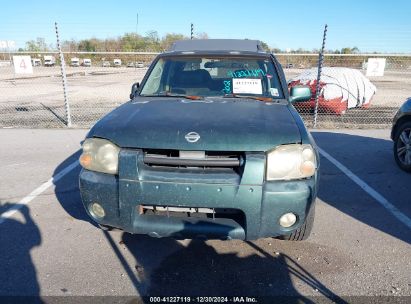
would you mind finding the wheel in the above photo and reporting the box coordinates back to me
[280,204,315,241]
[393,121,411,173]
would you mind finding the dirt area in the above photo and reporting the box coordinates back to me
[0,66,148,106]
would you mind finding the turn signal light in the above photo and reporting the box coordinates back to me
[79,153,92,168]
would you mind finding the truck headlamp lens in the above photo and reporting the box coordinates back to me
[80,138,120,174]
[266,144,317,180]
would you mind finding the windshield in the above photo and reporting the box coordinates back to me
[140,56,284,99]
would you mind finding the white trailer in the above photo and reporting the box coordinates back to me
[70,57,80,67]
[83,58,92,67]
[31,58,42,66]
[44,55,56,67]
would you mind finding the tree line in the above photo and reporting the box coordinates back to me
[21,32,361,54]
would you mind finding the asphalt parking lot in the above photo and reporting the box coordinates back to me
[0,128,410,302]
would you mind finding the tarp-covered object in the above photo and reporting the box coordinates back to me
[289,67,377,114]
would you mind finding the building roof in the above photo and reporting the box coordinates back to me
[169,39,266,53]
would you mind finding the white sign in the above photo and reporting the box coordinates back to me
[366,58,386,77]
[269,88,279,97]
[232,78,262,95]
[12,56,33,74]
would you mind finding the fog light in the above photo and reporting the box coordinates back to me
[279,212,297,228]
[90,203,105,218]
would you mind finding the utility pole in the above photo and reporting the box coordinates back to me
[191,23,194,40]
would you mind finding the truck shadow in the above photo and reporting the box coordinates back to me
[0,202,42,299]
[312,131,411,244]
[114,232,346,302]
[53,149,95,226]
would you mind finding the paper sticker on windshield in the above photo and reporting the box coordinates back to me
[269,88,279,97]
[232,78,262,95]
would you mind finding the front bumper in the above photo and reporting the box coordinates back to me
[79,149,318,240]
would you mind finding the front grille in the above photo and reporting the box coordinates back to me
[143,149,244,169]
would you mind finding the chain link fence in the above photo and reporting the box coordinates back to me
[0,52,156,128]
[1,51,410,129]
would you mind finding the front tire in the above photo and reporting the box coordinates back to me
[393,121,411,173]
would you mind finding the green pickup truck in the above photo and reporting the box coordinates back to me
[79,39,319,241]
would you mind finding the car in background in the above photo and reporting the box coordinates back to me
[70,57,80,67]
[113,59,122,67]
[31,58,41,67]
[135,62,144,68]
[83,58,92,67]
[44,55,56,67]
[127,62,135,68]
[102,61,110,67]
[289,67,376,114]
[391,98,411,172]
[78,39,319,241]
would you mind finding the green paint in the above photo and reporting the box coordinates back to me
[228,69,266,78]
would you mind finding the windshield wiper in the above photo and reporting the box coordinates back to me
[165,94,204,100]
[142,92,204,100]
[223,94,273,102]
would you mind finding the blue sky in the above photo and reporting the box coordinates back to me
[1,0,411,53]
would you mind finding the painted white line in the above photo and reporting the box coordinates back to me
[0,161,79,224]
[0,162,29,169]
[318,147,411,230]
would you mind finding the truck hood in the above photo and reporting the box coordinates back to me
[88,97,301,151]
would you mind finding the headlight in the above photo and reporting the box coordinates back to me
[266,144,317,180]
[79,138,120,174]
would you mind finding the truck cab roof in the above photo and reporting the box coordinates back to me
[165,39,269,56]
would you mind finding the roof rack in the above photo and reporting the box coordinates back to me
[169,39,266,53]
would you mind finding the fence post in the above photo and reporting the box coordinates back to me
[313,24,327,128]
[9,47,16,85]
[55,22,72,127]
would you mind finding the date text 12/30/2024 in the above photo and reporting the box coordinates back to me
[149,296,258,303]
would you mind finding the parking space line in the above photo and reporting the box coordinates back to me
[0,161,79,225]
[318,147,411,230]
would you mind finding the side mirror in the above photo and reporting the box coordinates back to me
[289,86,311,103]
[130,82,140,99]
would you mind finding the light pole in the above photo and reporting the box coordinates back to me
[138,12,141,67]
